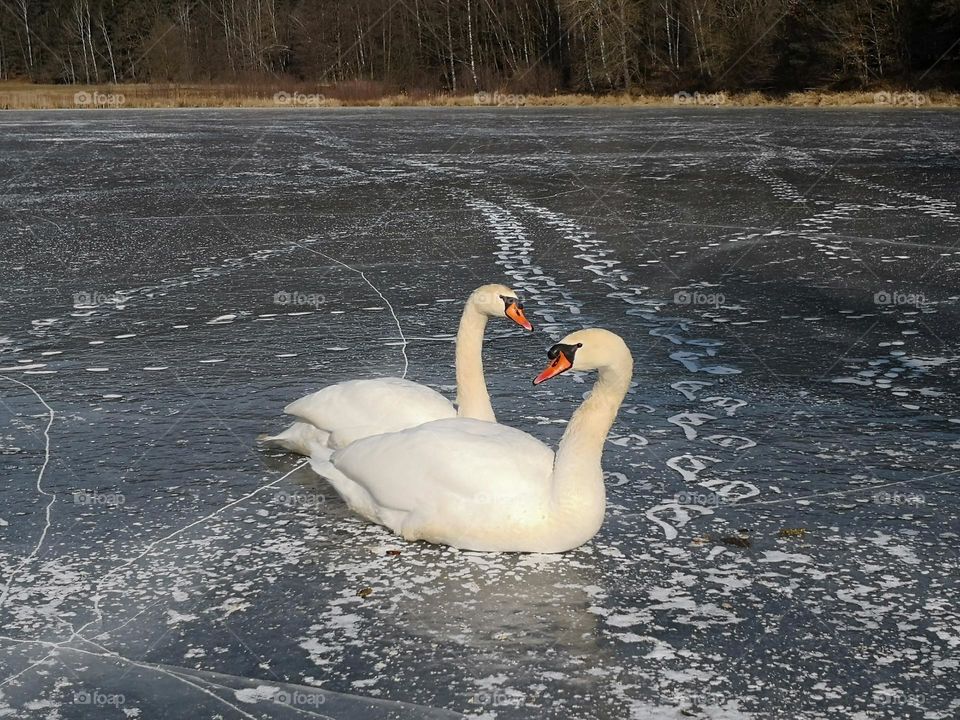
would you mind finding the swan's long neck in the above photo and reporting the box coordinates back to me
[455,301,495,422]
[550,359,632,543]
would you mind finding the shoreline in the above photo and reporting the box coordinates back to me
[1,83,957,110]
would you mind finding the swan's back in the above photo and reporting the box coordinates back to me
[330,418,555,515]
[285,377,456,448]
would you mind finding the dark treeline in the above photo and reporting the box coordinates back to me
[2,1,958,92]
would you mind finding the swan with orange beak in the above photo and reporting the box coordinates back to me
[261,283,534,455]
[308,329,633,553]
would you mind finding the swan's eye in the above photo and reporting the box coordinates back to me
[547,346,561,360]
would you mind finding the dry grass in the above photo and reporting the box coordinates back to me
[1,81,958,110]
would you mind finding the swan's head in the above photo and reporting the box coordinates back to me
[469,283,533,331]
[533,328,632,384]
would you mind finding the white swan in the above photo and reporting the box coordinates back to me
[310,328,633,553]
[261,284,532,455]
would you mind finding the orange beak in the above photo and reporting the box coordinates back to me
[533,352,572,385]
[505,302,533,331]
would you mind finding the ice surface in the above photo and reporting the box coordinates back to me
[0,109,958,719]
[1,649,462,719]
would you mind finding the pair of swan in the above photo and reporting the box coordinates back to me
[263,284,633,553]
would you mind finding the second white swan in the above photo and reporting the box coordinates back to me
[261,284,532,455]
[310,328,633,553]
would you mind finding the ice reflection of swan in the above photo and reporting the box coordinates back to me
[401,556,604,654]
[303,527,610,658]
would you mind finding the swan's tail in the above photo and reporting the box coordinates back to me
[258,422,331,457]
[309,450,391,527]
[307,450,342,481]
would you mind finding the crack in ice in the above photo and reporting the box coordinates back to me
[291,243,409,379]
[0,462,309,692]
[0,376,56,610]
[739,468,958,507]
[1,630,335,719]
[1,634,266,720]
[69,459,312,643]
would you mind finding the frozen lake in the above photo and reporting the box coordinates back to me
[1,108,958,719]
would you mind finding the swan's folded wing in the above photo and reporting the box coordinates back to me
[284,378,456,447]
[329,418,555,513]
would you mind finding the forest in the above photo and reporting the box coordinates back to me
[1,0,958,94]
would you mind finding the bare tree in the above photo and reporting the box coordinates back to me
[0,0,955,91]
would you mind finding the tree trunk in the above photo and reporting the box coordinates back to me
[618,0,631,91]
[85,0,100,83]
[17,0,34,72]
[445,0,457,91]
[99,10,117,84]
[467,0,478,89]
